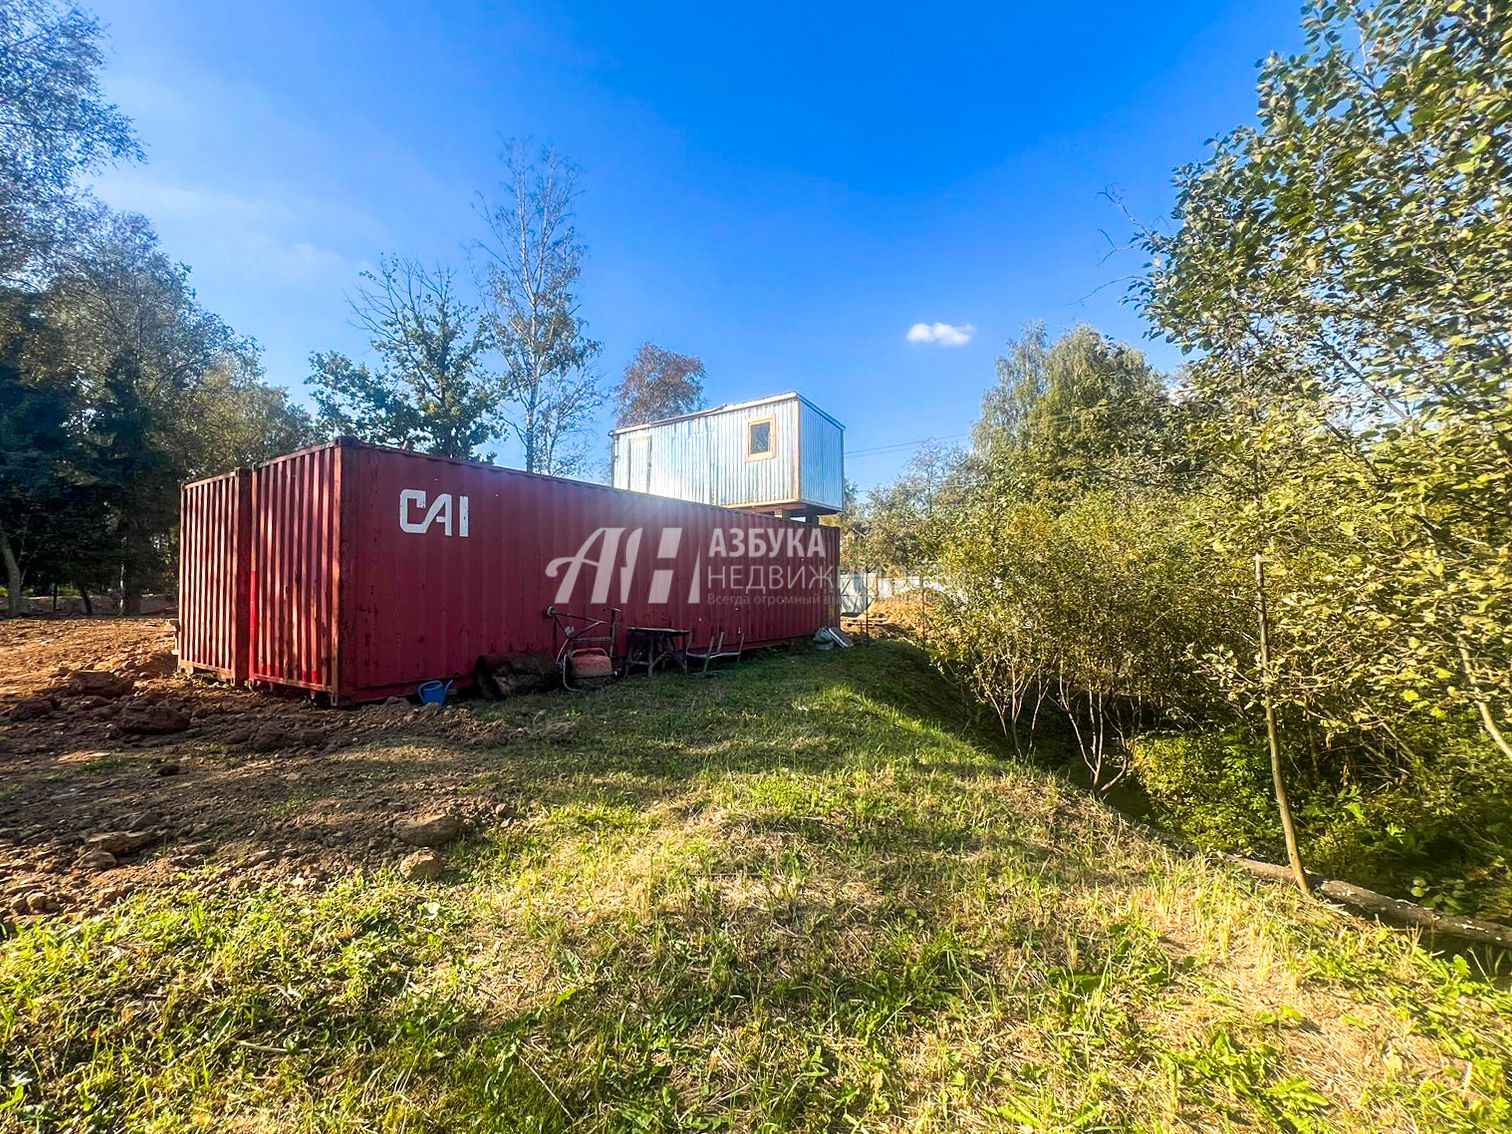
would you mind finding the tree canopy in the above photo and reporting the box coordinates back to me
[972,322,1175,503]
[0,0,139,284]
[613,342,705,428]
[308,258,498,459]
[863,0,1512,917]
[1140,0,1512,762]
[1,211,313,612]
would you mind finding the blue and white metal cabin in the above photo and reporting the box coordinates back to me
[610,392,845,520]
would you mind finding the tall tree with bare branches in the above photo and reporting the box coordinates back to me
[475,140,602,476]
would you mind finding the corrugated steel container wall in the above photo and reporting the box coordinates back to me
[798,400,845,512]
[612,396,800,508]
[177,469,252,681]
[249,445,341,693]
[244,441,837,703]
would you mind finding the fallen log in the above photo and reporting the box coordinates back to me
[1222,853,1512,951]
[1314,878,1512,950]
[1124,818,1512,951]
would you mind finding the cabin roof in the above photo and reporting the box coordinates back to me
[609,391,844,436]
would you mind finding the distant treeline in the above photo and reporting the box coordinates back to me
[0,0,316,612]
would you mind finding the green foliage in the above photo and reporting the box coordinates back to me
[307,257,498,459]
[1131,721,1512,919]
[1308,725,1512,918]
[613,342,705,428]
[1,211,314,609]
[1140,0,1512,760]
[851,440,966,573]
[0,0,140,283]
[913,308,1511,907]
[933,486,1239,791]
[0,295,113,609]
[917,326,1226,790]
[894,0,1512,917]
[972,322,1179,504]
[1130,729,1279,855]
[189,359,316,468]
[971,320,1047,462]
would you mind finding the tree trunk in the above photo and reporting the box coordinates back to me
[1255,551,1310,895]
[0,522,23,616]
[1459,643,1512,763]
[76,583,93,615]
[120,518,148,615]
[122,578,142,615]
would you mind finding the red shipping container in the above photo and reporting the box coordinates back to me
[178,468,253,683]
[183,439,839,703]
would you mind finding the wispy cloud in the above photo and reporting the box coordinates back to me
[906,321,975,347]
[93,173,374,286]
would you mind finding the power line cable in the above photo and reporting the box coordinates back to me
[844,433,970,458]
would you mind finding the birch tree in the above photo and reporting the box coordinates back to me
[613,342,705,428]
[476,141,602,476]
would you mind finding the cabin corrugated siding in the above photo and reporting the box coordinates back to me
[612,396,806,508]
[798,401,845,511]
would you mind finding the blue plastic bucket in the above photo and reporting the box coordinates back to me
[417,680,453,705]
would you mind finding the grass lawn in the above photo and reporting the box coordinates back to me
[2,641,1509,1132]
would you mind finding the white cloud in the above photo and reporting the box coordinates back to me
[93,172,375,286]
[906,321,975,347]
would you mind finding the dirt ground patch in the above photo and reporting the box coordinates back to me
[0,616,558,925]
[842,590,950,641]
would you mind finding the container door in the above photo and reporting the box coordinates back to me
[178,468,252,683]
[628,433,651,493]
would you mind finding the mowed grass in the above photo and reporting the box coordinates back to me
[2,642,1510,1133]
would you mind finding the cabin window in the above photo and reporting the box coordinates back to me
[746,417,774,460]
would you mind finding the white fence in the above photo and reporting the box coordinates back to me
[839,572,940,616]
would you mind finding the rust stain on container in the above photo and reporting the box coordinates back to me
[183,439,839,703]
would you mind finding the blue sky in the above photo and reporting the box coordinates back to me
[87,0,1304,488]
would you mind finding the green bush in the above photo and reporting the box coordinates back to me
[1130,723,1512,919]
[1305,730,1512,920]
[1130,729,1279,856]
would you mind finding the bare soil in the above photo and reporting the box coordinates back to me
[0,616,557,924]
[842,590,948,641]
